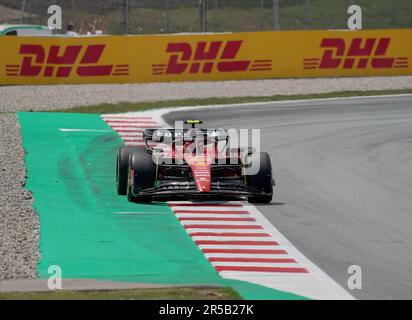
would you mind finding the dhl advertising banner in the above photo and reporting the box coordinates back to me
[1,29,411,85]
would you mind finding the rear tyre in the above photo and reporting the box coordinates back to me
[116,146,136,195]
[247,152,273,204]
[127,149,154,203]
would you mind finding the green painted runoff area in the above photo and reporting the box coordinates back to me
[18,112,306,300]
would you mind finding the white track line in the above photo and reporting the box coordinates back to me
[103,107,355,300]
[243,204,354,299]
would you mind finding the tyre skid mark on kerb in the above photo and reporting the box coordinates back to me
[102,113,354,300]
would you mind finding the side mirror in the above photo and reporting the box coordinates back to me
[152,129,167,142]
[152,135,164,142]
[247,147,256,155]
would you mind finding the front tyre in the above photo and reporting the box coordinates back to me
[116,146,136,195]
[127,150,154,203]
[246,152,273,204]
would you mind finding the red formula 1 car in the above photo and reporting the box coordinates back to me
[116,120,274,203]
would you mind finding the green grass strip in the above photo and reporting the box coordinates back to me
[48,89,412,114]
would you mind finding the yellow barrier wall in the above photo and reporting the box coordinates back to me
[1,29,411,85]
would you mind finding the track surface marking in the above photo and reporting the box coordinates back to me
[103,113,353,300]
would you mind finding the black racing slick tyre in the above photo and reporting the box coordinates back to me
[116,146,136,195]
[247,152,273,204]
[127,149,154,203]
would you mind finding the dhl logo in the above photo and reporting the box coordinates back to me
[5,44,129,77]
[304,38,408,70]
[152,41,272,75]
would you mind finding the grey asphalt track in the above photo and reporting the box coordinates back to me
[163,95,412,300]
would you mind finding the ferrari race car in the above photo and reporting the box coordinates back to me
[116,120,274,203]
